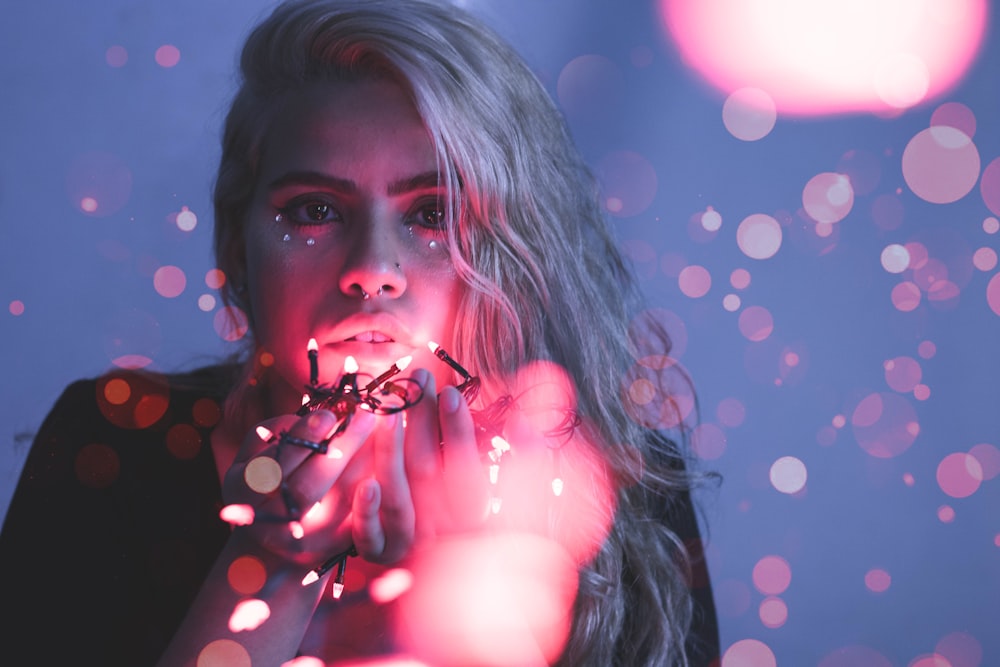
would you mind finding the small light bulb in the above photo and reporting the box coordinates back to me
[307,338,319,353]
[489,464,500,485]
[396,355,413,370]
[255,425,274,441]
[302,571,320,586]
[344,356,359,373]
[290,521,304,539]
[332,582,345,599]
[551,478,564,496]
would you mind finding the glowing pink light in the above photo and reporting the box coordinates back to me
[803,172,854,223]
[909,654,955,667]
[903,127,981,204]
[722,87,777,141]
[228,599,270,632]
[678,265,712,298]
[737,214,782,260]
[987,273,1000,316]
[851,392,919,459]
[722,294,741,312]
[938,505,956,523]
[758,596,788,629]
[198,294,216,312]
[691,423,727,460]
[985,217,1000,234]
[931,102,977,137]
[660,0,988,115]
[730,268,751,289]
[214,305,249,342]
[969,443,1000,480]
[973,247,998,271]
[155,44,180,68]
[884,356,922,393]
[891,281,922,312]
[864,568,891,593]
[175,206,197,231]
[770,457,807,494]
[881,244,910,274]
[937,452,984,499]
[721,638,776,667]
[752,555,791,595]
[153,265,186,299]
[369,568,414,604]
[935,630,984,667]
[716,397,746,428]
[981,158,1000,216]
[9,300,25,316]
[219,504,255,526]
[105,45,128,68]
[738,305,774,342]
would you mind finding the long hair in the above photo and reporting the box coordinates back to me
[213,1,704,664]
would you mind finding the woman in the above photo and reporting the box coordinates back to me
[0,1,718,665]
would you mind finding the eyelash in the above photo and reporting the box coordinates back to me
[275,196,447,231]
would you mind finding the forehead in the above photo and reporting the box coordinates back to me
[259,78,438,180]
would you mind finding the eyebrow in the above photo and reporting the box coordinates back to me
[266,170,442,196]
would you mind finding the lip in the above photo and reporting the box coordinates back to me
[319,312,418,365]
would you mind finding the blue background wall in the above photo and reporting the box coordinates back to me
[2,1,997,665]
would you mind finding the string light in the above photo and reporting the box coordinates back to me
[308,338,319,386]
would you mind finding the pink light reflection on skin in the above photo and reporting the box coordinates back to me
[660,0,988,115]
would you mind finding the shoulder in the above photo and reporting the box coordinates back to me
[45,362,239,430]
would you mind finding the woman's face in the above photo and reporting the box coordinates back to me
[243,77,464,410]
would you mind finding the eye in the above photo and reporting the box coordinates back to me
[277,196,343,226]
[408,199,447,229]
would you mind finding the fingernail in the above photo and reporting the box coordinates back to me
[410,368,430,388]
[440,386,461,414]
[306,410,336,434]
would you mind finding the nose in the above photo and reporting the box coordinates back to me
[337,214,407,300]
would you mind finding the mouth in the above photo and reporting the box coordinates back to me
[345,330,395,343]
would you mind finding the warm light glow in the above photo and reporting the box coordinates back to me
[332,582,345,599]
[228,599,270,632]
[551,478,564,496]
[396,355,413,370]
[308,337,318,352]
[344,355,359,373]
[244,457,283,494]
[255,425,274,441]
[289,521,304,540]
[219,504,255,526]
[302,571,320,586]
[489,464,500,485]
[369,568,415,604]
[427,341,440,352]
[661,0,988,115]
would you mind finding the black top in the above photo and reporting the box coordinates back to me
[0,366,718,666]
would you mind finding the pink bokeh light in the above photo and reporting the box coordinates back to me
[935,630,984,667]
[722,638,777,667]
[936,452,984,499]
[902,127,981,204]
[752,555,791,595]
[660,0,987,115]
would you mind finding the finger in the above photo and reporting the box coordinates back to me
[282,408,376,517]
[371,412,415,562]
[439,385,490,527]
[403,369,443,540]
[351,478,385,559]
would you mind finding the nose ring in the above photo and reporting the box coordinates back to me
[361,289,370,300]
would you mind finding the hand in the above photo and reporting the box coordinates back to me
[221,407,376,566]
[347,367,489,564]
